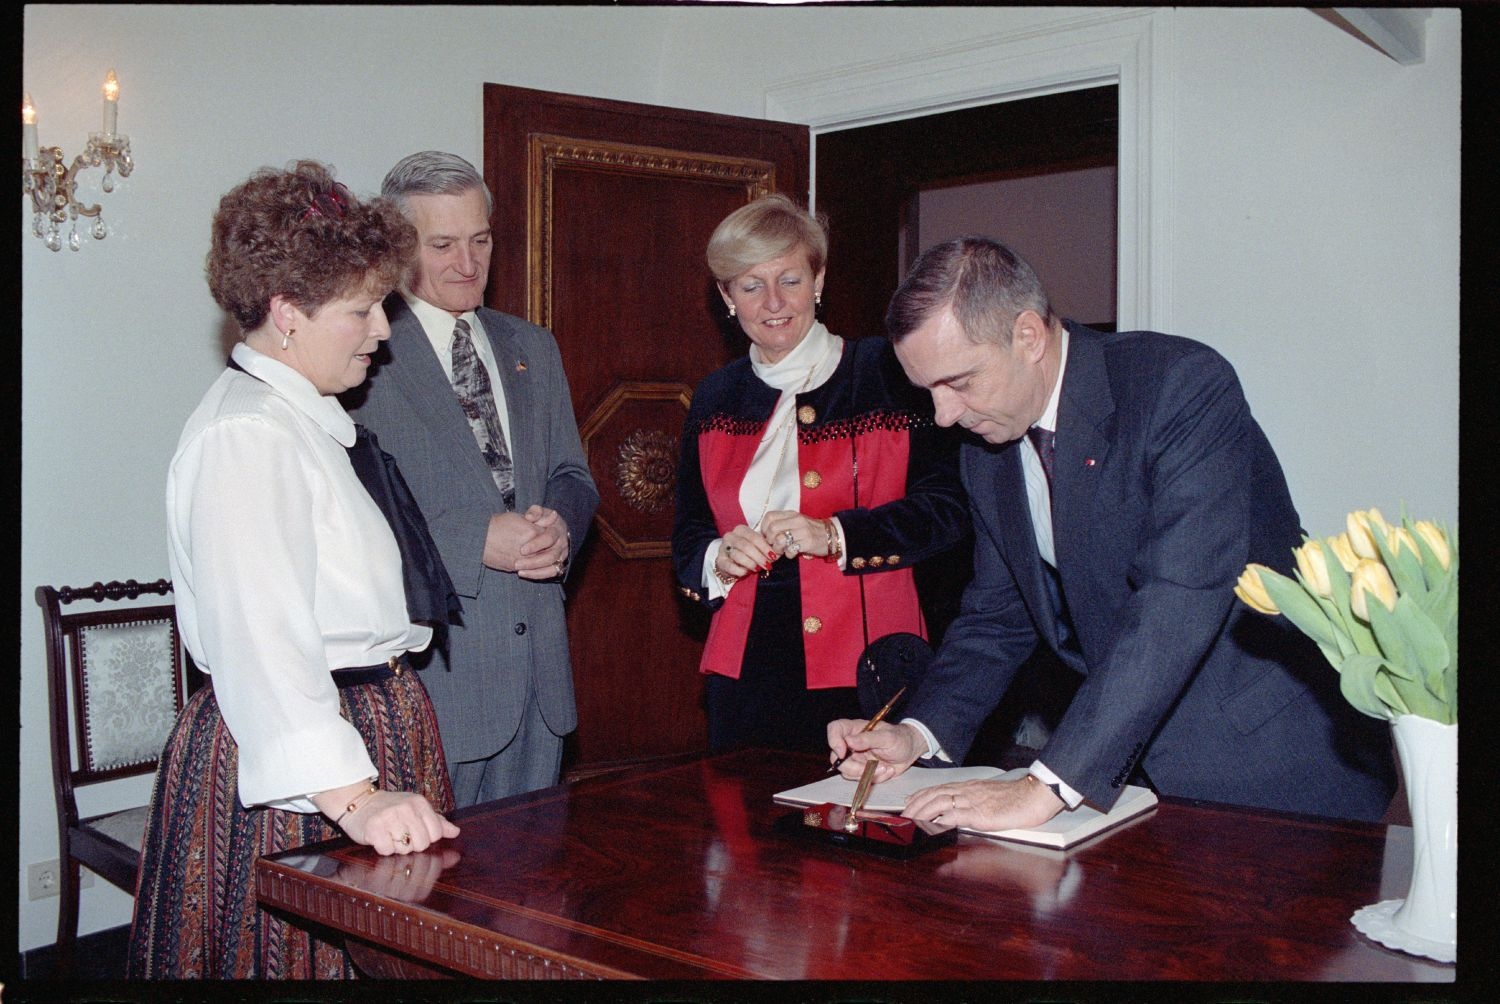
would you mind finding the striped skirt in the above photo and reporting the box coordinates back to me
[125,667,454,979]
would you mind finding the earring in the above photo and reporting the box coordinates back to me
[728,304,736,317]
[282,328,294,350]
[815,293,822,307]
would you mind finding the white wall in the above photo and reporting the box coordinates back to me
[19,5,1459,951]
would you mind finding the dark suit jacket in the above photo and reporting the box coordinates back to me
[343,295,599,764]
[904,322,1393,820]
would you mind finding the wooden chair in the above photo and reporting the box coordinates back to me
[35,578,200,957]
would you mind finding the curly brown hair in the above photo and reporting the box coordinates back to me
[206,160,416,330]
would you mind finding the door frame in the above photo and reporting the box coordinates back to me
[765,7,1173,333]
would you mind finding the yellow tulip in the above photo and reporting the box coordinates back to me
[1386,526,1420,562]
[1346,509,1388,560]
[1325,532,1360,573]
[1234,564,1280,615]
[1413,520,1451,570]
[1293,540,1333,598]
[1349,559,1398,620]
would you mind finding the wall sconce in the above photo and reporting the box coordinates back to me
[21,70,135,252]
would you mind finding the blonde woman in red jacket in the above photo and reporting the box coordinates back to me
[672,195,968,752]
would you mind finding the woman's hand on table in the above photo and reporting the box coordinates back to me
[315,780,460,856]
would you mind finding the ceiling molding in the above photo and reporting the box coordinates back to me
[1312,8,1428,65]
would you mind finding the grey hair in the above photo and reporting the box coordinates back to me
[884,236,1054,347]
[380,150,493,216]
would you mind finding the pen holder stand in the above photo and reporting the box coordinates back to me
[776,803,957,859]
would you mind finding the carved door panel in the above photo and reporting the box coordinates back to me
[483,84,808,773]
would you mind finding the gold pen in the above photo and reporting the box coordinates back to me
[828,684,907,773]
[845,759,880,832]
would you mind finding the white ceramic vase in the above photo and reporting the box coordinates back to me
[1350,714,1457,963]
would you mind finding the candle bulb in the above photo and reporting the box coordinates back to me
[22,92,39,161]
[102,70,119,136]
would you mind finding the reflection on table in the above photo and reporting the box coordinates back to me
[255,749,1454,981]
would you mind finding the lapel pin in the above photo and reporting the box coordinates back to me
[515,361,527,372]
[1085,458,1096,467]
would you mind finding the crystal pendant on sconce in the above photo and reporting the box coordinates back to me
[102,172,114,193]
[92,218,107,240]
[45,230,62,252]
[68,225,81,251]
[32,214,45,238]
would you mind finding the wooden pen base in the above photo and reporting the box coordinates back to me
[774,804,957,859]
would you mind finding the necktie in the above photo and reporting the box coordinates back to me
[1027,425,1056,486]
[450,318,515,510]
[347,425,462,626]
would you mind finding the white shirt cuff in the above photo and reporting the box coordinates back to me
[899,717,951,763]
[703,539,730,601]
[1029,759,1085,810]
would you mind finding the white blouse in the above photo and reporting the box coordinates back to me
[166,343,432,811]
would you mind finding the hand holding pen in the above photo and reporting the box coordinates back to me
[828,685,907,774]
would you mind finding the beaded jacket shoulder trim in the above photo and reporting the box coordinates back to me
[687,409,931,441]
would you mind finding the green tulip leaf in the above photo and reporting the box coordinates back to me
[1372,527,1427,600]
[1372,669,1414,718]
[1261,572,1338,648]
[1321,545,1381,656]
[1338,653,1395,720]
[1366,599,1419,681]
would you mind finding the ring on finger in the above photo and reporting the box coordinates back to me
[399,832,412,846]
[782,529,795,548]
[725,543,736,557]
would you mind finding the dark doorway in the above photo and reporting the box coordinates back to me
[816,87,1118,766]
[815,85,1119,345]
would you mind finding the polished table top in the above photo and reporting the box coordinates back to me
[256,749,1453,981]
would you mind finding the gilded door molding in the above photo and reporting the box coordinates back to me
[578,381,695,560]
[526,133,776,327]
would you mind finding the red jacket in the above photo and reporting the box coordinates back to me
[673,336,967,689]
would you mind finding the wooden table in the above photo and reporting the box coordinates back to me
[255,749,1454,982]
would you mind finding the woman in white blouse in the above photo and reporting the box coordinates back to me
[127,161,460,979]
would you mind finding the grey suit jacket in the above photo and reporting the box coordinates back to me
[904,322,1393,821]
[344,294,599,763]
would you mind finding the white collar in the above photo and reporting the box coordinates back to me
[750,321,840,393]
[402,291,480,353]
[230,342,357,447]
[1033,326,1070,434]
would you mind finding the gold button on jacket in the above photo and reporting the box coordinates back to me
[850,557,867,570]
[802,470,822,490]
[797,404,817,424]
[802,616,823,634]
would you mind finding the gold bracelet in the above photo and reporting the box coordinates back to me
[333,781,379,825]
[821,518,842,564]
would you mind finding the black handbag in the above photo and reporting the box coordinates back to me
[856,631,932,719]
[849,432,932,720]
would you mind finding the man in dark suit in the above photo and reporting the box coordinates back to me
[345,151,598,806]
[829,236,1393,828]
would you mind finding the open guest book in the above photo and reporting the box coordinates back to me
[773,766,1158,850]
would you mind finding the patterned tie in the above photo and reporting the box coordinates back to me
[1027,425,1056,487]
[450,318,515,510]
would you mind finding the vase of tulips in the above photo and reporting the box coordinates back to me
[1235,508,1456,963]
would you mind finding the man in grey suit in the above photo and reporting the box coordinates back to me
[346,151,598,806]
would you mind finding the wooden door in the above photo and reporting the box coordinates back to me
[482,84,808,776]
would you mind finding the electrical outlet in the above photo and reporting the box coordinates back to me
[26,860,93,901]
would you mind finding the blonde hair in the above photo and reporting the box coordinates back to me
[706,193,828,284]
